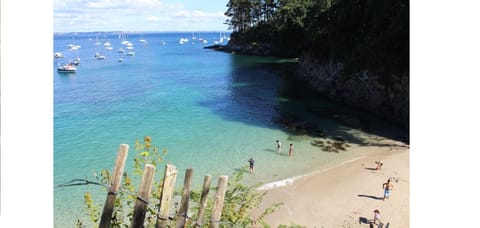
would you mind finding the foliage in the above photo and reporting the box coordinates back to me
[211,166,282,226]
[278,224,307,228]
[77,137,283,227]
[180,166,283,227]
[78,136,167,228]
[224,0,409,79]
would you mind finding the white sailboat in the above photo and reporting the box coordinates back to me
[68,36,81,51]
[139,33,147,44]
[95,33,101,45]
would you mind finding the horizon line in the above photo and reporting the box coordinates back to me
[54,30,233,34]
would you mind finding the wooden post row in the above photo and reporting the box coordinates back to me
[176,168,194,228]
[194,175,212,227]
[99,144,129,228]
[156,164,178,228]
[209,176,228,228]
[130,164,156,228]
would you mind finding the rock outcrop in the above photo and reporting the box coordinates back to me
[207,44,409,129]
[297,51,409,129]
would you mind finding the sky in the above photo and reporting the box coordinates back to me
[54,0,230,32]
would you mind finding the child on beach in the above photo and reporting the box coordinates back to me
[289,143,293,156]
[248,158,255,174]
[375,161,383,170]
[372,209,381,225]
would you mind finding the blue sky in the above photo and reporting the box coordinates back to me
[54,0,230,32]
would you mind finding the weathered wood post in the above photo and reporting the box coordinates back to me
[209,176,228,228]
[156,164,178,228]
[176,168,193,228]
[130,164,156,228]
[99,144,129,228]
[194,175,212,227]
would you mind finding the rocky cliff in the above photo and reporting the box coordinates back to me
[206,44,409,129]
[297,51,409,129]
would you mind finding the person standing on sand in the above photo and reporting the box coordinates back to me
[248,157,255,173]
[382,179,394,200]
[289,143,293,156]
[371,209,381,225]
[276,140,282,153]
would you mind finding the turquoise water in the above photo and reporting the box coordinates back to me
[54,32,407,227]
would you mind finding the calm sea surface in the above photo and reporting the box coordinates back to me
[54,32,407,227]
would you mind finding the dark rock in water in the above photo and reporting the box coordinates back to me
[333,136,345,142]
[204,44,226,50]
[312,138,350,153]
[205,41,277,56]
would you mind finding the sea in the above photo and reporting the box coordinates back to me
[53,31,408,227]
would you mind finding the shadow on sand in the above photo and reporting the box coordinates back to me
[359,217,369,224]
[357,195,383,200]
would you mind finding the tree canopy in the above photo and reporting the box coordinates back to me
[224,0,409,76]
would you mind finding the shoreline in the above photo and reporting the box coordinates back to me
[257,155,367,191]
[254,141,409,227]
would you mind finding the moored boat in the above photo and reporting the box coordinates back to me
[54,52,64,58]
[57,63,76,73]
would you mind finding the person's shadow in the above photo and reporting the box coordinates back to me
[360,217,388,228]
[359,217,369,224]
[358,194,383,200]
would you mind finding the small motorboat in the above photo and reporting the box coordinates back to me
[57,63,76,73]
[72,58,81,66]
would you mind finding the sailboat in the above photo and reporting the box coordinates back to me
[95,33,101,45]
[68,36,81,51]
[139,33,147,44]
[219,33,224,43]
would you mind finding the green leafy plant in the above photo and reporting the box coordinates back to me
[76,137,284,227]
[78,136,167,227]
[188,166,283,227]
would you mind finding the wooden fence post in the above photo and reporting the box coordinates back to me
[194,175,212,227]
[99,144,129,228]
[130,164,156,228]
[209,176,228,228]
[176,168,194,228]
[156,164,178,228]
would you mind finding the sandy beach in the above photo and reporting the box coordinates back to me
[254,140,409,228]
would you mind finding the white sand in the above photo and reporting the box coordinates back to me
[253,142,409,228]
